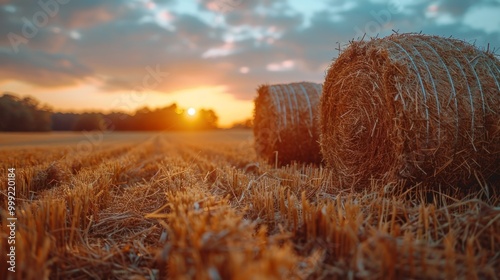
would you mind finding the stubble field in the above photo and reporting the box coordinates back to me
[0,131,499,279]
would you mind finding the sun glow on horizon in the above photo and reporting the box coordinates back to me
[0,82,254,128]
[187,107,196,116]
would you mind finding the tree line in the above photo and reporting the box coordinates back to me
[0,93,218,131]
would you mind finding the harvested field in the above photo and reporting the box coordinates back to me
[321,34,500,188]
[254,82,323,166]
[1,131,499,279]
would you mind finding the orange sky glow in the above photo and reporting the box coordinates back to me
[1,0,498,130]
[2,81,253,128]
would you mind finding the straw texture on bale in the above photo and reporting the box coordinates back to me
[254,82,323,166]
[321,34,500,187]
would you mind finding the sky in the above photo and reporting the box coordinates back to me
[1,0,499,127]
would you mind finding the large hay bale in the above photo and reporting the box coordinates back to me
[254,82,323,166]
[321,34,500,187]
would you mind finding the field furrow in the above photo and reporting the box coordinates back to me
[1,131,499,279]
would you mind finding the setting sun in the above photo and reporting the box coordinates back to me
[187,107,196,116]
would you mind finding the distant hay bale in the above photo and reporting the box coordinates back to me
[321,33,500,187]
[254,82,323,166]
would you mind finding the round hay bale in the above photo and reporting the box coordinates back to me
[254,82,323,166]
[321,33,500,187]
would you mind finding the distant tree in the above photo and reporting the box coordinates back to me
[132,107,153,131]
[0,93,51,131]
[73,113,105,131]
[230,118,253,129]
[128,104,212,131]
[195,109,218,130]
[105,112,132,131]
[52,113,80,131]
[0,92,220,132]
[31,106,52,131]
[159,104,183,130]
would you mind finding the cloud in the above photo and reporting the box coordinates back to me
[437,0,481,17]
[198,0,285,13]
[0,47,92,87]
[224,7,303,30]
[266,59,295,71]
[0,0,498,104]
[69,13,230,93]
